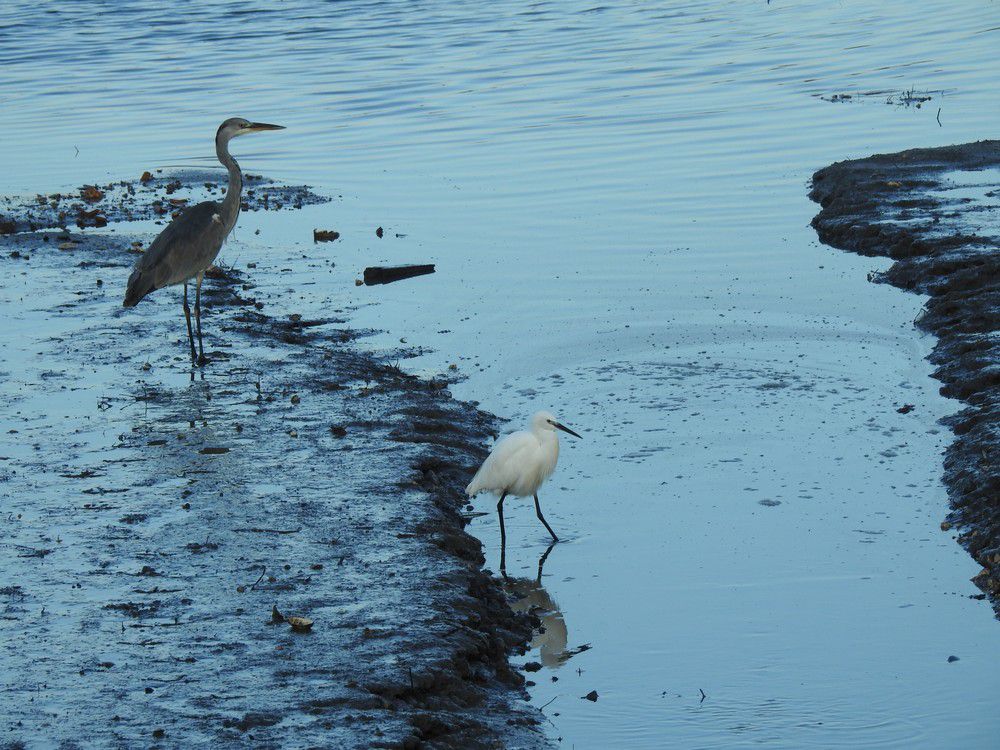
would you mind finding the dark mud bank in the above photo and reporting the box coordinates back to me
[810,140,1000,615]
[0,175,548,748]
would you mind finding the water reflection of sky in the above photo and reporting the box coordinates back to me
[2,1,999,747]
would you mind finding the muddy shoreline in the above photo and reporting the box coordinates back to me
[0,177,548,747]
[809,140,1000,615]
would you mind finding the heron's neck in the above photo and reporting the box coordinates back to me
[216,135,243,230]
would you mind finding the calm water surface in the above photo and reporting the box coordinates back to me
[2,1,999,747]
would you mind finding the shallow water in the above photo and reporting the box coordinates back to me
[2,0,999,747]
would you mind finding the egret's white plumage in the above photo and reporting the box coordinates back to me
[467,410,581,543]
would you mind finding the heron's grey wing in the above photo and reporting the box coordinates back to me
[124,201,226,306]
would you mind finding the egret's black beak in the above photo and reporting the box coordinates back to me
[247,122,285,132]
[554,422,582,439]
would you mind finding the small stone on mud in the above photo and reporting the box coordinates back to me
[523,662,542,672]
[582,690,599,702]
[948,655,960,662]
[897,404,915,414]
[140,171,153,183]
[80,185,104,203]
[330,425,347,437]
[152,728,165,738]
[758,499,781,507]
[141,362,151,371]
[290,394,300,404]
[941,521,952,531]
[376,226,384,238]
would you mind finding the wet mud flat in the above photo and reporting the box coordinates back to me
[0,178,548,748]
[810,140,1000,615]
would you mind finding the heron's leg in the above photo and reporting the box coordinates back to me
[182,282,197,363]
[497,491,508,575]
[194,271,206,365]
[534,494,559,542]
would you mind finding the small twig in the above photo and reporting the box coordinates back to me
[936,107,942,127]
[249,565,266,590]
[539,696,558,711]
[699,688,707,702]
[233,527,301,535]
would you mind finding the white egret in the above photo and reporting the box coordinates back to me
[466,411,581,546]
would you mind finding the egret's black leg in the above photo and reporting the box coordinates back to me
[497,491,508,575]
[182,282,197,363]
[194,271,207,366]
[536,540,556,583]
[534,494,559,542]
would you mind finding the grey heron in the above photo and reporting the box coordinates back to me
[123,117,284,365]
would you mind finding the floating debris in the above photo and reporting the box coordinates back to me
[313,229,340,242]
[363,264,435,286]
[815,87,946,109]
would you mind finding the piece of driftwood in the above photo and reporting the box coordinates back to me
[313,229,340,242]
[363,264,435,286]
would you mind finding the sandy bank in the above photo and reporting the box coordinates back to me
[0,177,549,748]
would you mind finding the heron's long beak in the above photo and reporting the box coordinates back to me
[554,422,582,439]
[247,122,285,132]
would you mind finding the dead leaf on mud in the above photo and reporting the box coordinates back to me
[287,616,314,633]
[198,446,230,455]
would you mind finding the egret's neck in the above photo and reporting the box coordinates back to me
[535,428,558,446]
[216,135,243,231]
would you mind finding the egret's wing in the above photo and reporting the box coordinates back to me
[466,430,538,495]
[124,201,226,305]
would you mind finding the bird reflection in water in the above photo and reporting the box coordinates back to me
[502,542,569,668]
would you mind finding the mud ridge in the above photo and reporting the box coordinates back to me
[809,140,1000,615]
[0,174,549,748]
